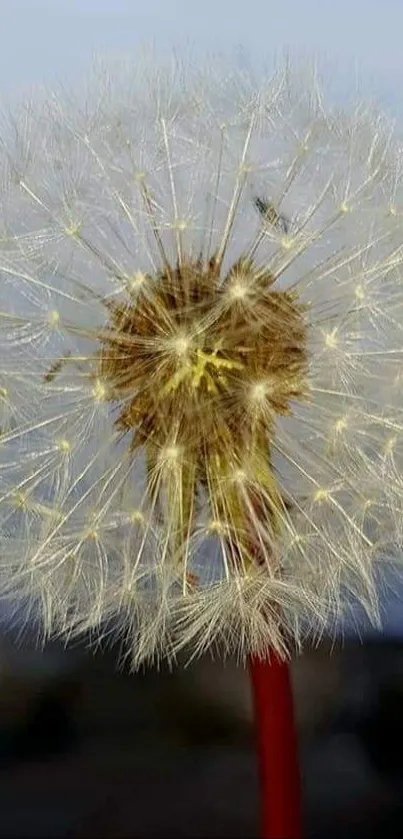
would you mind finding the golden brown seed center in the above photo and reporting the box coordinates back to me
[96,255,308,560]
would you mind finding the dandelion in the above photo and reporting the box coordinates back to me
[1,55,403,837]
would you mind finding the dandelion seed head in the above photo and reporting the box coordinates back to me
[280,235,296,251]
[57,437,71,454]
[1,54,403,667]
[129,509,146,525]
[92,378,107,402]
[249,381,271,406]
[64,222,81,237]
[228,279,249,301]
[47,310,60,327]
[313,488,330,504]
[126,270,147,292]
[324,329,338,349]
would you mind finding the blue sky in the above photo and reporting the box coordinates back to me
[1,0,403,110]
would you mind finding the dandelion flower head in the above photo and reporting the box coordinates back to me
[1,57,403,666]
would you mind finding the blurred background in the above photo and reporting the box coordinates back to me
[1,0,403,836]
[1,0,403,112]
[1,632,403,837]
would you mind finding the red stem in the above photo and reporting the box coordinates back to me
[249,653,302,839]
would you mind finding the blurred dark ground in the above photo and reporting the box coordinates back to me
[0,631,403,837]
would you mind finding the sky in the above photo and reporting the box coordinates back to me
[1,0,403,639]
[1,0,403,112]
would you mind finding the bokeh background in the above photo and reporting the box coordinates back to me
[1,1,403,835]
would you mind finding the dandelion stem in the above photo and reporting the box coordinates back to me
[249,652,301,839]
